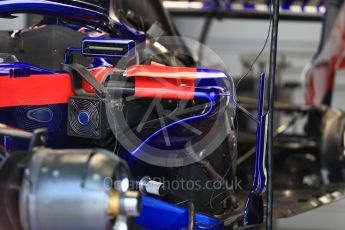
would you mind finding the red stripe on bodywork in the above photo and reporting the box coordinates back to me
[83,67,114,93]
[0,73,74,107]
[0,67,114,107]
[126,65,197,100]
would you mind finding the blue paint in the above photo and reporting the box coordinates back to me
[92,58,112,67]
[77,110,90,126]
[196,69,235,107]
[257,74,265,121]
[0,63,57,76]
[135,196,223,230]
[258,115,267,193]
[193,0,324,12]
[0,104,94,150]
[202,2,214,10]
[257,74,267,194]
[282,0,293,10]
[281,4,290,10]
[64,47,82,65]
[197,68,227,74]
[251,73,266,194]
[26,107,54,123]
[243,3,255,10]
[196,69,233,89]
[243,73,267,225]
[0,0,145,41]
[3,136,8,150]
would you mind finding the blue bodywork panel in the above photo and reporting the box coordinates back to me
[0,0,145,41]
[135,196,224,230]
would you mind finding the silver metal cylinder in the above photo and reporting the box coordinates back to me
[139,176,163,196]
[20,148,130,230]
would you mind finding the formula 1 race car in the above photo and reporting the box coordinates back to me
[3,1,345,230]
[0,1,239,229]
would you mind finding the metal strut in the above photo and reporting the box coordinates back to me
[267,0,280,229]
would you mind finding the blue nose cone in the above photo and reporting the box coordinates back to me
[78,110,90,126]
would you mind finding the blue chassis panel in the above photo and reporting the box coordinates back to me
[136,196,224,230]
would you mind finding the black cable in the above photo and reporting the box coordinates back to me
[267,0,280,229]
[234,4,273,94]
